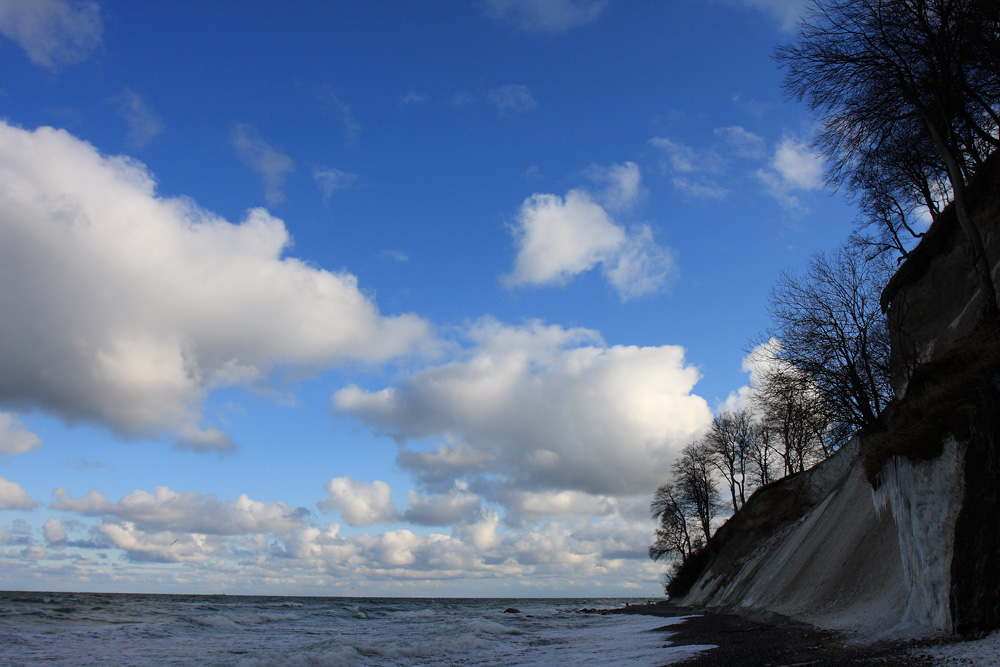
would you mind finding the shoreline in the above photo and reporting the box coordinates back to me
[606,603,945,666]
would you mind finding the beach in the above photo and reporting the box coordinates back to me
[612,603,953,666]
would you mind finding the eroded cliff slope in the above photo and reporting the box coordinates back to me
[672,158,1000,637]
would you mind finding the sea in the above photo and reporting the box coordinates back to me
[0,592,714,666]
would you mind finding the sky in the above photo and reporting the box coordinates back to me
[0,0,861,597]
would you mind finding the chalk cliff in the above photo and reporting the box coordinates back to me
[672,158,1000,637]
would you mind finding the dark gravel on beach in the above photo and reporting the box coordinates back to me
[606,603,944,666]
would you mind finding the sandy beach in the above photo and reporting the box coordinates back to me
[609,603,950,666]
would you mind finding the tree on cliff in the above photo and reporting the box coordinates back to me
[673,440,721,541]
[753,359,830,475]
[649,440,720,565]
[766,243,893,446]
[704,407,756,512]
[779,0,1000,318]
[648,481,695,564]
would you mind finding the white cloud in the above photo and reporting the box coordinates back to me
[0,122,430,448]
[503,490,619,520]
[51,486,307,535]
[98,521,214,563]
[504,189,625,286]
[43,517,66,544]
[402,484,481,526]
[649,136,724,175]
[399,91,430,106]
[334,318,713,497]
[115,88,164,149]
[714,126,766,159]
[649,136,729,199]
[455,509,501,550]
[0,477,37,510]
[485,0,608,33]
[585,161,641,211]
[0,413,42,455]
[396,441,493,492]
[0,0,102,69]
[603,224,677,300]
[756,137,825,211]
[319,477,398,527]
[317,86,361,142]
[771,137,824,190]
[671,176,728,200]
[503,186,674,300]
[231,124,295,206]
[735,0,809,31]
[719,338,783,414]
[488,84,538,115]
[313,167,358,200]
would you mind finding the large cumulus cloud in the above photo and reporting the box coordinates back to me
[333,318,712,498]
[0,122,431,449]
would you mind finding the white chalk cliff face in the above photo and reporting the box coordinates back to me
[673,159,1000,637]
[873,440,965,631]
[675,439,909,634]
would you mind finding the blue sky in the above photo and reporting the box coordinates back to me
[0,0,858,596]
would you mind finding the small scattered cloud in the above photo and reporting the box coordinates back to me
[649,136,729,199]
[504,189,625,286]
[653,129,820,210]
[450,91,477,108]
[756,136,825,212]
[0,413,42,455]
[231,124,295,206]
[42,516,66,544]
[603,224,677,301]
[671,177,728,200]
[488,84,537,116]
[317,86,361,142]
[502,172,674,300]
[714,126,766,159]
[0,477,37,510]
[64,458,111,471]
[0,0,102,69]
[319,477,398,527]
[313,167,358,200]
[114,88,164,149]
[584,161,641,211]
[399,91,430,106]
[650,136,723,175]
[734,0,809,31]
[485,0,608,34]
[380,249,409,264]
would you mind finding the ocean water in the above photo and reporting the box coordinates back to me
[0,592,713,666]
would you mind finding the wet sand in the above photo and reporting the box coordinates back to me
[607,603,943,666]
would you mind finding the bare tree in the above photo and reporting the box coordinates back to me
[672,440,720,540]
[704,408,756,512]
[779,0,1000,318]
[649,440,721,567]
[648,481,694,564]
[745,421,778,489]
[752,357,830,475]
[766,243,894,446]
